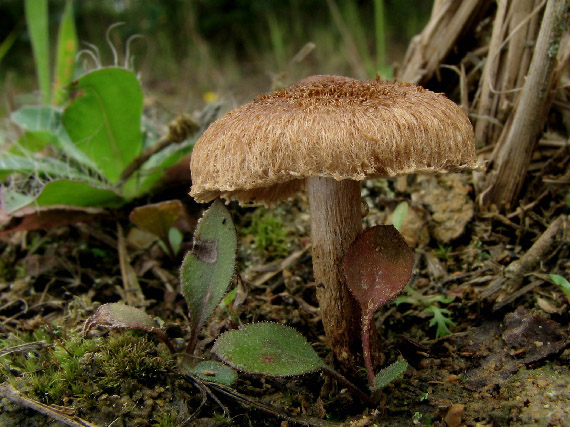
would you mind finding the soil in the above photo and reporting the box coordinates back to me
[0,171,569,427]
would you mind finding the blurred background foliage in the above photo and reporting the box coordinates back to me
[0,0,432,113]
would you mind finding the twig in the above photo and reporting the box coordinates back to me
[252,244,311,287]
[0,382,99,427]
[483,215,567,304]
[119,114,199,183]
[205,381,342,427]
[117,223,146,306]
[320,366,377,407]
[493,278,544,310]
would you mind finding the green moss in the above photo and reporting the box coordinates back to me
[0,327,175,414]
[244,208,289,258]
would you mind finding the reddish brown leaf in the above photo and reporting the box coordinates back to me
[343,225,414,313]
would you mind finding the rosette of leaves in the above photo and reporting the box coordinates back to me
[1,2,202,228]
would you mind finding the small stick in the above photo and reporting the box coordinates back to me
[0,382,99,427]
[320,366,377,406]
[487,215,567,305]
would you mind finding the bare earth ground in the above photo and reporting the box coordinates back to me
[0,166,568,427]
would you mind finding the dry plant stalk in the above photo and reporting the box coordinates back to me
[479,0,568,210]
[474,0,544,147]
[397,0,492,85]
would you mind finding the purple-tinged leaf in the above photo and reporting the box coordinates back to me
[343,225,414,387]
[344,225,414,312]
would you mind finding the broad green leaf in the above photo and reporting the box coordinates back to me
[344,225,414,316]
[180,199,237,354]
[1,180,123,214]
[371,360,407,392]
[10,132,55,155]
[52,0,77,105]
[11,106,99,169]
[25,0,50,104]
[11,106,60,133]
[213,323,324,376]
[62,67,143,183]
[188,360,238,386]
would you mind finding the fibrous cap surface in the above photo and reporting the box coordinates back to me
[190,75,480,205]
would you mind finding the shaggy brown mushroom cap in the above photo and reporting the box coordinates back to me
[190,75,480,205]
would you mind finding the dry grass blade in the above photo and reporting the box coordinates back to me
[117,223,145,306]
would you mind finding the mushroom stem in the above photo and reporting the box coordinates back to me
[307,177,362,367]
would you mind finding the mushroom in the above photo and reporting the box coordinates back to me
[189,75,480,369]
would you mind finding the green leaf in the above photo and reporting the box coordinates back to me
[11,106,99,169]
[213,323,325,376]
[0,22,22,63]
[549,274,570,295]
[10,132,55,155]
[62,67,143,183]
[180,200,237,354]
[25,0,50,104]
[0,153,98,183]
[371,360,408,392]
[1,180,123,214]
[12,106,60,134]
[52,0,77,105]
[425,306,455,338]
[392,201,408,232]
[188,360,238,386]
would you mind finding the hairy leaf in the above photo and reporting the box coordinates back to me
[180,199,237,353]
[188,360,238,386]
[83,303,175,353]
[10,106,99,169]
[371,360,408,392]
[1,180,123,214]
[213,323,324,376]
[84,303,159,333]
